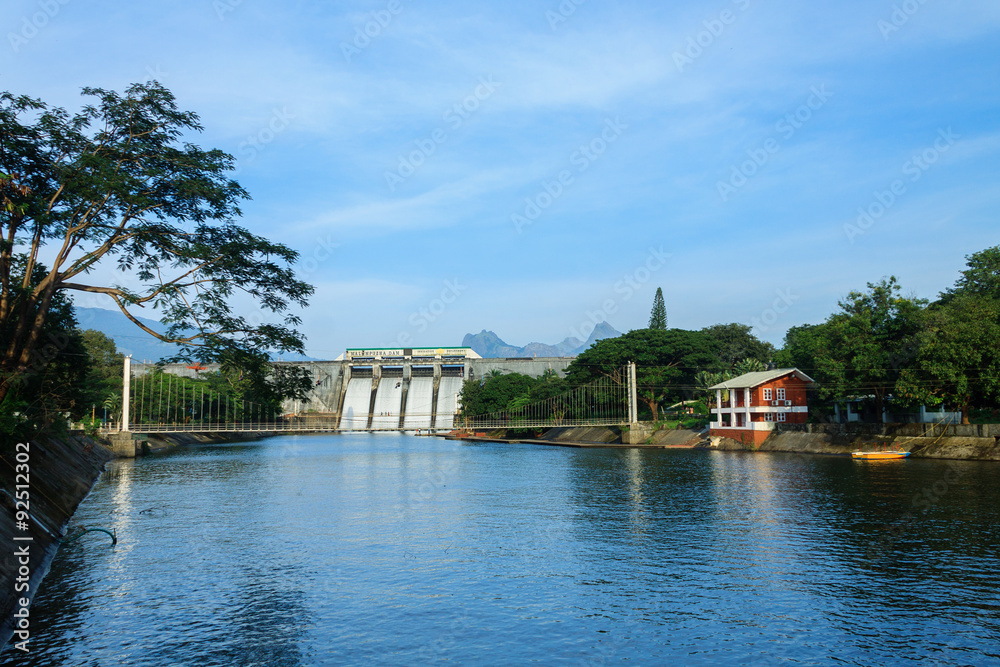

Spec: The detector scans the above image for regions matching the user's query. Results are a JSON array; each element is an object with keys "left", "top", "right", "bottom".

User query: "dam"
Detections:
[{"left": 153, "top": 347, "right": 573, "bottom": 431}]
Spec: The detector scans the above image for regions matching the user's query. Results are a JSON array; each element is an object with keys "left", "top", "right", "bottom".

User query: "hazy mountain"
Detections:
[
  {"left": 73, "top": 307, "right": 316, "bottom": 362},
  {"left": 581, "top": 321, "right": 621, "bottom": 353},
  {"left": 460, "top": 330, "right": 522, "bottom": 358},
  {"left": 462, "top": 322, "right": 622, "bottom": 358}
]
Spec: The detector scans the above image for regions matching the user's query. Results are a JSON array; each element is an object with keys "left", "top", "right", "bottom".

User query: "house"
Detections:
[
  {"left": 833, "top": 397, "right": 962, "bottom": 424},
  {"left": 709, "top": 368, "right": 817, "bottom": 446}
]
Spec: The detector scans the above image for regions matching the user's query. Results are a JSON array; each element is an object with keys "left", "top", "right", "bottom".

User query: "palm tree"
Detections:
[
  {"left": 732, "top": 358, "right": 767, "bottom": 376},
  {"left": 103, "top": 391, "right": 122, "bottom": 428},
  {"left": 694, "top": 370, "right": 728, "bottom": 414}
]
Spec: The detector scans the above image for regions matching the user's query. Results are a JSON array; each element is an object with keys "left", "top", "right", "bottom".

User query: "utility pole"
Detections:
[
  {"left": 122, "top": 355, "right": 131, "bottom": 432},
  {"left": 627, "top": 361, "right": 638, "bottom": 424}
]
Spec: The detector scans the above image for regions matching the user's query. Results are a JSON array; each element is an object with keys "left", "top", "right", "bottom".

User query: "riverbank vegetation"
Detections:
[{"left": 459, "top": 245, "right": 1000, "bottom": 426}]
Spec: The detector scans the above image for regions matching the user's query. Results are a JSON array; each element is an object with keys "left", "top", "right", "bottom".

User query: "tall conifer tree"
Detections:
[{"left": 649, "top": 287, "right": 667, "bottom": 329}]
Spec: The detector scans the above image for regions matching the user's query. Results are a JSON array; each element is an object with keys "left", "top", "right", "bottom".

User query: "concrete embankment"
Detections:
[
  {"left": 451, "top": 422, "right": 1000, "bottom": 461},
  {"left": 713, "top": 423, "right": 1000, "bottom": 461},
  {"left": 143, "top": 431, "right": 271, "bottom": 452},
  {"left": 449, "top": 425, "right": 709, "bottom": 448},
  {"left": 1, "top": 435, "right": 112, "bottom": 649}
]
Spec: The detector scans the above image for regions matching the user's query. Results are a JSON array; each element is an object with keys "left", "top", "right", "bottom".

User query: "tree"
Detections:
[
  {"left": 774, "top": 323, "right": 830, "bottom": 378},
  {"left": 0, "top": 82, "right": 313, "bottom": 412},
  {"left": 694, "top": 370, "right": 727, "bottom": 415},
  {"left": 0, "top": 260, "right": 88, "bottom": 437},
  {"left": 458, "top": 372, "right": 540, "bottom": 418},
  {"left": 700, "top": 323, "right": 774, "bottom": 369},
  {"left": 732, "top": 357, "right": 767, "bottom": 376},
  {"left": 566, "top": 328, "right": 720, "bottom": 418},
  {"left": 941, "top": 245, "right": 1000, "bottom": 301},
  {"left": 816, "top": 277, "right": 926, "bottom": 419},
  {"left": 896, "top": 295, "right": 1000, "bottom": 423},
  {"left": 648, "top": 287, "right": 667, "bottom": 330},
  {"left": 898, "top": 246, "right": 1000, "bottom": 423},
  {"left": 79, "top": 329, "right": 125, "bottom": 419}
]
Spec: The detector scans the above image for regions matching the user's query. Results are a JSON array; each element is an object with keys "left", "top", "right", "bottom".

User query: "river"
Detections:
[{"left": 5, "top": 433, "right": 1000, "bottom": 665}]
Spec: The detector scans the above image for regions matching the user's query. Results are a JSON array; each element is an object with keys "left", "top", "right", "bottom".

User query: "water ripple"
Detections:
[{"left": 5, "top": 436, "right": 999, "bottom": 665}]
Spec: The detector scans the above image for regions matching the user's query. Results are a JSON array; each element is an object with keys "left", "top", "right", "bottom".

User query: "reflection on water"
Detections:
[{"left": 5, "top": 434, "right": 1000, "bottom": 665}]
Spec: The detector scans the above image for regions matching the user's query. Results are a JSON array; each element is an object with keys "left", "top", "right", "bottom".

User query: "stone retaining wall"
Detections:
[{"left": 1, "top": 436, "right": 112, "bottom": 649}]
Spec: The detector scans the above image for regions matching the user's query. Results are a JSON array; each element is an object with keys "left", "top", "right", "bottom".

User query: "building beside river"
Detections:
[{"left": 709, "top": 368, "right": 817, "bottom": 446}]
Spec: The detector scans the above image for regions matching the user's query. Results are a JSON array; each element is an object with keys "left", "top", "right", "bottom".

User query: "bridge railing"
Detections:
[{"left": 129, "top": 421, "right": 338, "bottom": 433}]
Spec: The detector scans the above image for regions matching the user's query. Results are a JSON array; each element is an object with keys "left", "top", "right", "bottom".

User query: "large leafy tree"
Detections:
[
  {"left": 700, "top": 323, "right": 774, "bottom": 369},
  {"left": 774, "top": 323, "right": 830, "bottom": 378},
  {"left": 0, "top": 260, "right": 89, "bottom": 437},
  {"left": 896, "top": 295, "right": 1000, "bottom": 423},
  {"left": 816, "top": 277, "right": 926, "bottom": 418},
  {"left": 0, "top": 82, "right": 313, "bottom": 410},
  {"left": 898, "top": 246, "right": 1000, "bottom": 423},
  {"left": 458, "top": 372, "right": 540, "bottom": 418},
  {"left": 79, "top": 329, "right": 125, "bottom": 419},
  {"left": 566, "top": 328, "right": 719, "bottom": 419},
  {"left": 941, "top": 244, "right": 1000, "bottom": 302}
]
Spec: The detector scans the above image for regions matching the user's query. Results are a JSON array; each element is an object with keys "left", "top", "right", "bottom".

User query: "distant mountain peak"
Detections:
[{"left": 461, "top": 323, "right": 621, "bottom": 358}]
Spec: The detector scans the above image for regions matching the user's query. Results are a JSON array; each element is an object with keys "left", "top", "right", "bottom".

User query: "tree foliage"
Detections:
[
  {"left": 0, "top": 82, "right": 313, "bottom": 414},
  {"left": 896, "top": 246, "right": 1000, "bottom": 422},
  {"left": 941, "top": 244, "right": 1000, "bottom": 302},
  {"left": 648, "top": 286, "right": 667, "bottom": 330},
  {"left": 700, "top": 323, "right": 774, "bottom": 369},
  {"left": 567, "top": 328, "right": 719, "bottom": 419},
  {"left": 773, "top": 324, "right": 830, "bottom": 377},
  {"left": 815, "top": 277, "right": 926, "bottom": 417},
  {"left": 459, "top": 372, "right": 542, "bottom": 417},
  {"left": 0, "top": 267, "right": 89, "bottom": 438},
  {"left": 79, "top": 329, "right": 125, "bottom": 415}
]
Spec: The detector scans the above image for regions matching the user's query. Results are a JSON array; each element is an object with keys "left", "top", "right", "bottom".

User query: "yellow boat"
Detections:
[{"left": 851, "top": 450, "right": 910, "bottom": 460}]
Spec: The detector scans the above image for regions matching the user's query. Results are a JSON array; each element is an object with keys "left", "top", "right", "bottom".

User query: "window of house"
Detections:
[
  {"left": 777, "top": 412, "right": 786, "bottom": 422},
  {"left": 765, "top": 412, "right": 774, "bottom": 421},
  {"left": 763, "top": 388, "right": 772, "bottom": 401},
  {"left": 777, "top": 388, "right": 786, "bottom": 401}
]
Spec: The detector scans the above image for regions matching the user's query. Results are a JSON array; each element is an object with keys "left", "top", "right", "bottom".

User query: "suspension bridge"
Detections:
[{"left": 109, "top": 357, "right": 640, "bottom": 436}]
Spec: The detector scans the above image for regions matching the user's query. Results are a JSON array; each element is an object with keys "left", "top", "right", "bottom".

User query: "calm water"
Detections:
[{"left": 5, "top": 434, "right": 1000, "bottom": 665}]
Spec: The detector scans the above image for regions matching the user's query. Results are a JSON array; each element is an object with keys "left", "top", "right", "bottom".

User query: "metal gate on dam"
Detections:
[{"left": 154, "top": 347, "right": 574, "bottom": 431}]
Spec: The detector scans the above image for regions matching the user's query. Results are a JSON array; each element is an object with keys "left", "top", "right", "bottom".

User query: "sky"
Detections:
[{"left": 3, "top": 0, "right": 999, "bottom": 359}]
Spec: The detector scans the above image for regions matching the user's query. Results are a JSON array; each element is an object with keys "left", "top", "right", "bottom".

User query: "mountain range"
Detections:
[
  {"left": 74, "top": 305, "right": 620, "bottom": 362},
  {"left": 461, "top": 322, "right": 621, "bottom": 358}
]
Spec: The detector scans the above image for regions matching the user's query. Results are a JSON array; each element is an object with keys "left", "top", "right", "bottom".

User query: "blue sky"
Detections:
[{"left": 3, "top": 0, "right": 999, "bottom": 358}]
